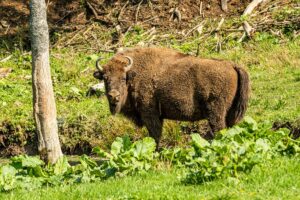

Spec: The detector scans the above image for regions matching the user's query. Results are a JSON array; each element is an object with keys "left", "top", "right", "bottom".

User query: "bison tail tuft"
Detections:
[{"left": 226, "top": 66, "right": 250, "bottom": 127}]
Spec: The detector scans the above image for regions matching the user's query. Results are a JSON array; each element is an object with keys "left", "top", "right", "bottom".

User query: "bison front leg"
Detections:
[{"left": 141, "top": 114, "right": 163, "bottom": 150}]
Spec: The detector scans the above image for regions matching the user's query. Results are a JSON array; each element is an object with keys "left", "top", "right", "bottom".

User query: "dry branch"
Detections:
[
  {"left": 169, "top": 7, "right": 182, "bottom": 22},
  {"left": 118, "top": 1, "right": 129, "bottom": 22},
  {"left": 185, "top": 22, "right": 205, "bottom": 37},
  {"left": 221, "top": 0, "right": 228, "bottom": 12},
  {"left": 199, "top": 1, "right": 204, "bottom": 17},
  {"left": 135, "top": 0, "right": 143, "bottom": 23},
  {"left": 240, "top": 0, "right": 269, "bottom": 41},
  {"left": 86, "top": 1, "right": 99, "bottom": 18},
  {"left": 243, "top": 0, "right": 268, "bottom": 15},
  {"left": 243, "top": 21, "right": 252, "bottom": 37},
  {"left": 0, "top": 55, "right": 12, "bottom": 63},
  {"left": 215, "top": 18, "right": 225, "bottom": 32},
  {"left": 141, "top": 16, "right": 159, "bottom": 24}
]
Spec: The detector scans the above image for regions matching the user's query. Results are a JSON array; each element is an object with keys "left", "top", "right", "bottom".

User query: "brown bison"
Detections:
[{"left": 93, "top": 47, "right": 250, "bottom": 147}]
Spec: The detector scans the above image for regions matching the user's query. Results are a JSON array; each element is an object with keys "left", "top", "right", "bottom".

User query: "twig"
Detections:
[
  {"left": 0, "top": 55, "right": 12, "bottom": 63},
  {"left": 135, "top": 0, "right": 143, "bottom": 24},
  {"left": 83, "top": 25, "right": 94, "bottom": 36},
  {"left": 199, "top": 1, "right": 204, "bottom": 17},
  {"left": 238, "top": 32, "right": 246, "bottom": 43},
  {"left": 118, "top": 1, "right": 129, "bottom": 22},
  {"left": 174, "top": 8, "right": 182, "bottom": 22},
  {"left": 215, "top": 36, "right": 222, "bottom": 52},
  {"left": 240, "top": 0, "right": 270, "bottom": 40},
  {"left": 147, "top": 35, "right": 156, "bottom": 43},
  {"left": 86, "top": 1, "right": 99, "bottom": 18},
  {"left": 65, "top": 28, "right": 85, "bottom": 46},
  {"left": 221, "top": 0, "right": 228, "bottom": 12},
  {"left": 169, "top": 7, "right": 182, "bottom": 22},
  {"left": 140, "top": 16, "right": 159, "bottom": 24},
  {"left": 4, "top": 24, "right": 10, "bottom": 35},
  {"left": 141, "top": 27, "right": 156, "bottom": 36},
  {"left": 243, "top": 21, "right": 252, "bottom": 37},
  {"left": 98, "top": 49, "right": 115, "bottom": 53},
  {"left": 46, "top": 0, "right": 51, "bottom": 11},
  {"left": 243, "top": 0, "right": 268, "bottom": 16},
  {"left": 185, "top": 21, "right": 205, "bottom": 37},
  {"left": 215, "top": 17, "right": 225, "bottom": 32}
]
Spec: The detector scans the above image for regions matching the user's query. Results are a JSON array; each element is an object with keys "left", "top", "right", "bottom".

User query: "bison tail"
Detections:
[{"left": 226, "top": 66, "right": 250, "bottom": 127}]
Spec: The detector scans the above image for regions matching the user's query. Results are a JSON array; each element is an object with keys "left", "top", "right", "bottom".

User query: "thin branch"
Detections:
[
  {"left": 135, "top": 0, "right": 143, "bottom": 24},
  {"left": 0, "top": 55, "right": 12, "bottom": 63},
  {"left": 243, "top": 0, "right": 268, "bottom": 16},
  {"left": 199, "top": 1, "right": 204, "bottom": 17},
  {"left": 221, "top": 0, "right": 228, "bottom": 12},
  {"left": 118, "top": 1, "right": 129, "bottom": 22},
  {"left": 215, "top": 17, "right": 225, "bottom": 32},
  {"left": 86, "top": 1, "right": 99, "bottom": 18}
]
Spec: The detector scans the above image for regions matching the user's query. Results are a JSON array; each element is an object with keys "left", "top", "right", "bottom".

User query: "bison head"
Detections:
[{"left": 93, "top": 56, "right": 133, "bottom": 115}]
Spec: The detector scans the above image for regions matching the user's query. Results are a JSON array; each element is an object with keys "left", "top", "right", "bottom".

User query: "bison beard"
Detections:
[{"left": 93, "top": 47, "right": 250, "bottom": 149}]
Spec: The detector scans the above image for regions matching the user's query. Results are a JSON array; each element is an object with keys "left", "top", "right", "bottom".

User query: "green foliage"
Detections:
[
  {"left": 93, "top": 136, "right": 157, "bottom": 177},
  {"left": 162, "top": 117, "right": 300, "bottom": 184},
  {"left": 0, "top": 137, "right": 157, "bottom": 192},
  {"left": 1, "top": 118, "right": 300, "bottom": 192},
  {"left": 1, "top": 30, "right": 300, "bottom": 154}
]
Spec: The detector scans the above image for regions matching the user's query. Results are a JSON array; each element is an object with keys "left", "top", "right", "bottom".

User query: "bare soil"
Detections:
[{"left": 0, "top": 0, "right": 251, "bottom": 36}]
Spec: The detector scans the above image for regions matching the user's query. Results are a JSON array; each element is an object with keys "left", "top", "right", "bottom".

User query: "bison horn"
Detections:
[
  {"left": 124, "top": 56, "right": 133, "bottom": 72},
  {"left": 95, "top": 57, "right": 103, "bottom": 71}
]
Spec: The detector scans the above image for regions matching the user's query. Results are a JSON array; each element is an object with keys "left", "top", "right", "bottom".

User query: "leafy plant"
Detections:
[
  {"left": 0, "top": 136, "right": 157, "bottom": 192},
  {"left": 162, "top": 117, "right": 300, "bottom": 184},
  {"left": 1, "top": 118, "right": 300, "bottom": 191}
]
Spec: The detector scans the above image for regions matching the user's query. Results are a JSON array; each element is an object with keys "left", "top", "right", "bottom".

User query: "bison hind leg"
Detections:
[{"left": 205, "top": 106, "right": 227, "bottom": 140}]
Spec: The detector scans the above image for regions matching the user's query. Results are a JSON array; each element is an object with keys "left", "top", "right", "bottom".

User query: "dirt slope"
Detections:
[{"left": 0, "top": 0, "right": 251, "bottom": 36}]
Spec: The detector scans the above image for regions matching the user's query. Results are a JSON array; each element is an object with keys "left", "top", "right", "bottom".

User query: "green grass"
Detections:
[
  {"left": 1, "top": 32, "right": 299, "bottom": 153},
  {"left": 1, "top": 6, "right": 300, "bottom": 199},
  {"left": 1, "top": 157, "right": 300, "bottom": 199},
  {"left": 1, "top": 1, "right": 300, "bottom": 198}
]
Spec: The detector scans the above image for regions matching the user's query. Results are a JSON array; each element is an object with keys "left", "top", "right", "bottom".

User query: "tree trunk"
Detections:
[{"left": 29, "top": 0, "right": 63, "bottom": 164}]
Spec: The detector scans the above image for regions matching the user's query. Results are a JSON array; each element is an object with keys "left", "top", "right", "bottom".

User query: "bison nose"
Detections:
[{"left": 108, "top": 90, "right": 120, "bottom": 102}]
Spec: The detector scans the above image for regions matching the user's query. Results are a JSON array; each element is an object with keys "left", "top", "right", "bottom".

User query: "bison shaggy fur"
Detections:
[{"left": 93, "top": 47, "right": 250, "bottom": 147}]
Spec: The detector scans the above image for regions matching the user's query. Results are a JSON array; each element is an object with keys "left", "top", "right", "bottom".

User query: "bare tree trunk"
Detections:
[{"left": 29, "top": 0, "right": 62, "bottom": 164}]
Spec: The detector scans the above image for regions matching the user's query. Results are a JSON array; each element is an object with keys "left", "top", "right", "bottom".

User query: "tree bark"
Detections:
[{"left": 29, "top": 0, "right": 63, "bottom": 164}]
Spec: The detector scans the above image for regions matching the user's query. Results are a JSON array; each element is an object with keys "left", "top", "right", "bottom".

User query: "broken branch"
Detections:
[
  {"left": 221, "top": 0, "right": 228, "bottom": 12},
  {"left": 135, "top": 0, "right": 143, "bottom": 24}
]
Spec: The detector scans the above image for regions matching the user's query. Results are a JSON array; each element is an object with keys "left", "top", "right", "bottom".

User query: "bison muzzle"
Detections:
[{"left": 93, "top": 47, "right": 250, "bottom": 148}]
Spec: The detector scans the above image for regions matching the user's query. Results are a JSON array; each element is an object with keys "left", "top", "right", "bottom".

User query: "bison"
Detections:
[{"left": 93, "top": 47, "right": 250, "bottom": 147}]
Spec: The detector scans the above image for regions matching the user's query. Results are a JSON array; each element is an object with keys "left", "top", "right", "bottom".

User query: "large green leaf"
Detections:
[
  {"left": 133, "top": 137, "right": 156, "bottom": 160},
  {"left": 54, "top": 156, "right": 70, "bottom": 175},
  {"left": 11, "top": 155, "right": 44, "bottom": 169},
  {"left": 191, "top": 134, "right": 209, "bottom": 150},
  {"left": 111, "top": 137, "right": 124, "bottom": 156}
]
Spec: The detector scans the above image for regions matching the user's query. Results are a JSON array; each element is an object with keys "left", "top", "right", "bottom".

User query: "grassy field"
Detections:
[
  {"left": 1, "top": 157, "right": 300, "bottom": 200},
  {"left": 0, "top": 34, "right": 299, "bottom": 199},
  {"left": 1, "top": 31, "right": 299, "bottom": 154}
]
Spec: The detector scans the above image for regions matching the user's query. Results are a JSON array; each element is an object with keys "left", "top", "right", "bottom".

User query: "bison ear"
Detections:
[
  {"left": 126, "top": 71, "right": 136, "bottom": 81},
  {"left": 93, "top": 71, "right": 104, "bottom": 80}
]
